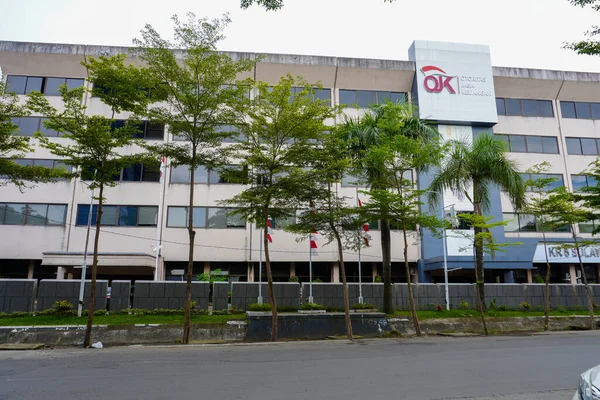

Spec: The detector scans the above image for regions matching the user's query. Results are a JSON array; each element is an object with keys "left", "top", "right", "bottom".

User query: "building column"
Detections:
[
  {"left": 503, "top": 270, "right": 515, "bottom": 284},
  {"left": 56, "top": 267, "right": 66, "bottom": 280},
  {"left": 372, "top": 263, "right": 378, "bottom": 282},
  {"left": 67, "top": 272, "right": 74, "bottom": 280},
  {"left": 27, "top": 261, "right": 34, "bottom": 279},
  {"left": 203, "top": 262, "right": 210, "bottom": 275},
  {"left": 569, "top": 264, "right": 577, "bottom": 284},
  {"left": 248, "top": 263, "right": 254, "bottom": 282},
  {"left": 289, "top": 262, "right": 295, "bottom": 278},
  {"left": 331, "top": 262, "right": 340, "bottom": 283},
  {"left": 526, "top": 269, "right": 533, "bottom": 284}
]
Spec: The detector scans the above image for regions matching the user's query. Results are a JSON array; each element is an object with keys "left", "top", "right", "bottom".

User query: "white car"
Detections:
[{"left": 574, "top": 365, "right": 600, "bottom": 399}]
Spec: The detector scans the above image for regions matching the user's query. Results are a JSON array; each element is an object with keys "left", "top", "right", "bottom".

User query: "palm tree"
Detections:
[
  {"left": 341, "top": 101, "right": 439, "bottom": 314},
  {"left": 427, "top": 134, "right": 525, "bottom": 312}
]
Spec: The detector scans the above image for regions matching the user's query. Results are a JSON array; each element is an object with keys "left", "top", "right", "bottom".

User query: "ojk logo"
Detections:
[{"left": 421, "top": 65, "right": 457, "bottom": 94}]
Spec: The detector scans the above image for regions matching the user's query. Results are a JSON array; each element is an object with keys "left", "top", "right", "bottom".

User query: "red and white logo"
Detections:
[{"left": 421, "top": 65, "right": 457, "bottom": 94}]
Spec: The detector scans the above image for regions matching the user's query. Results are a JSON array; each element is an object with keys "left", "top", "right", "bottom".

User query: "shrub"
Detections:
[
  {"left": 325, "top": 307, "right": 345, "bottom": 312},
  {"left": 520, "top": 301, "right": 531, "bottom": 311},
  {"left": 212, "top": 310, "right": 226, "bottom": 315},
  {"left": 196, "top": 268, "right": 228, "bottom": 284},
  {"left": 189, "top": 301, "right": 197, "bottom": 311},
  {"left": 277, "top": 306, "right": 299, "bottom": 312},
  {"left": 374, "top": 275, "right": 382, "bottom": 283},
  {"left": 460, "top": 301, "right": 470, "bottom": 310},
  {"left": 489, "top": 298, "right": 497, "bottom": 311},
  {"left": 436, "top": 305, "right": 443, "bottom": 312},
  {"left": 53, "top": 300, "right": 73, "bottom": 313},
  {"left": 498, "top": 305, "right": 509, "bottom": 311},
  {"left": 0, "top": 311, "right": 31, "bottom": 318},
  {"left": 593, "top": 302, "right": 599, "bottom": 310},
  {"left": 288, "top": 276, "right": 299, "bottom": 283},
  {"left": 300, "top": 302, "right": 324, "bottom": 310},
  {"left": 351, "top": 303, "right": 376, "bottom": 310},
  {"left": 557, "top": 306, "right": 567, "bottom": 313},
  {"left": 313, "top": 278, "right": 323, "bottom": 283},
  {"left": 534, "top": 275, "right": 545, "bottom": 284},
  {"left": 248, "top": 303, "right": 272, "bottom": 311}
]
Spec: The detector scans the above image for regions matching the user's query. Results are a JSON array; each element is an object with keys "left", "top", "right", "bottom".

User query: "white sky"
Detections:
[{"left": 0, "top": 0, "right": 599, "bottom": 72}]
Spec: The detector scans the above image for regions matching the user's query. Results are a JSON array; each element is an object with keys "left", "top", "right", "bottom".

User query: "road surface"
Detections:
[{"left": 1, "top": 331, "right": 595, "bottom": 399}]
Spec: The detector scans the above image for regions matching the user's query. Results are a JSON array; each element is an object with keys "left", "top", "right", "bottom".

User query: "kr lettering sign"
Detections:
[{"left": 533, "top": 243, "right": 600, "bottom": 263}]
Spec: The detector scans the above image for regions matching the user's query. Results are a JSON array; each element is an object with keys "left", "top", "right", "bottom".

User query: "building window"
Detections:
[
  {"left": 110, "top": 120, "right": 164, "bottom": 140},
  {"left": 560, "top": 101, "right": 600, "bottom": 120},
  {"left": 0, "top": 159, "right": 73, "bottom": 178},
  {"left": 496, "top": 98, "right": 554, "bottom": 118},
  {"left": 572, "top": 175, "right": 599, "bottom": 192},
  {"left": 290, "top": 87, "right": 332, "bottom": 105},
  {"left": 495, "top": 134, "right": 559, "bottom": 154},
  {"left": 503, "top": 213, "right": 570, "bottom": 233},
  {"left": 215, "top": 125, "right": 246, "bottom": 143},
  {"left": 579, "top": 220, "right": 600, "bottom": 234},
  {"left": 0, "top": 203, "right": 67, "bottom": 225},
  {"left": 10, "top": 117, "right": 62, "bottom": 137},
  {"left": 166, "top": 206, "right": 245, "bottom": 229},
  {"left": 564, "top": 137, "right": 600, "bottom": 155},
  {"left": 170, "top": 165, "right": 247, "bottom": 184},
  {"left": 75, "top": 205, "right": 158, "bottom": 227},
  {"left": 5, "top": 75, "right": 84, "bottom": 95},
  {"left": 520, "top": 173, "right": 564, "bottom": 191},
  {"left": 339, "top": 90, "right": 406, "bottom": 108}
]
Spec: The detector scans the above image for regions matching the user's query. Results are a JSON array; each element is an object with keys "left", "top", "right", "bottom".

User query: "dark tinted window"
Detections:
[
  {"left": 44, "top": 78, "right": 65, "bottom": 96},
  {"left": 505, "top": 99, "right": 522, "bottom": 116},
  {"left": 526, "top": 136, "right": 543, "bottom": 153},
  {"left": 539, "top": 101, "right": 554, "bottom": 117},
  {"left": 541, "top": 137, "right": 559, "bottom": 154},
  {"left": 118, "top": 206, "right": 138, "bottom": 226},
  {"left": 495, "top": 98, "right": 505, "bottom": 115},
  {"left": 355, "top": 90, "right": 375, "bottom": 108},
  {"left": 6, "top": 76, "right": 26, "bottom": 94},
  {"left": 314, "top": 88, "right": 331, "bottom": 103},
  {"left": 581, "top": 138, "right": 598, "bottom": 155},
  {"left": 496, "top": 134, "right": 510, "bottom": 150},
  {"left": 572, "top": 175, "right": 588, "bottom": 192},
  {"left": 521, "top": 100, "right": 539, "bottom": 117},
  {"left": 339, "top": 90, "right": 355, "bottom": 106},
  {"left": 592, "top": 103, "right": 600, "bottom": 120},
  {"left": 0, "top": 203, "right": 67, "bottom": 226},
  {"left": 25, "top": 77, "right": 43, "bottom": 93},
  {"left": 76, "top": 205, "right": 156, "bottom": 226},
  {"left": 560, "top": 101, "right": 576, "bottom": 118},
  {"left": 122, "top": 164, "right": 142, "bottom": 181},
  {"left": 18, "top": 117, "right": 41, "bottom": 136},
  {"left": 566, "top": 138, "right": 583, "bottom": 155},
  {"left": 509, "top": 135, "right": 526, "bottom": 152},
  {"left": 66, "top": 78, "right": 84, "bottom": 90},
  {"left": 575, "top": 102, "right": 592, "bottom": 119}
]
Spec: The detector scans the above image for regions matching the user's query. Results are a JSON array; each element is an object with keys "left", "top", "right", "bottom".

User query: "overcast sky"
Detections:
[{"left": 0, "top": 0, "right": 599, "bottom": 72}]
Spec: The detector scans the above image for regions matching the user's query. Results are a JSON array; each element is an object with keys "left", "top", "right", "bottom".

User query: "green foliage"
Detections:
[
  {"left": 240, "top": 0, "right": 396, "bottom": 10},
  {"left": 314, "top": 278, "right": 323, "bottom": 283},
  {"left": 460, "top": 301, "right": 470, "bottom": 310},
  {"left": 212, "top": 310, "right": 227, "bottom": 315},
  {"left": 557, "top": 306, "right": 567, "bottom": 313},
  {"left": 351, "top": 303, "right": 376, "bottom": 310},
  {"left": 277, "top": 306, "right": 299, "bottom": 312},
  {"left": 489, "top": 298, "right": 497, "bottom": 311},
  {"left": 247, "top": 303, "right": 272, "bottom": 311},
  {"left": 534, "top": 275, "right": 545, "bottom": 284},
  {"left": 52, "top": 300, "right": 73, "bottom": 313},
  {"left": 288, "top": 276, "right": 299, "bottom": 283},
  {"left": 453, "top": 213, "right": 523, "bottom": 258},
  {"left": 520, "top": 301, "right": 531, "bottom": 311},
  {"left": 374, "top": 275, "right": 382, "bottom": 283},
  {"left": 228, "top": 305, "right": 245, "bottom": 315},
  {"left": 197, "top": 269, "right": 228, "bottom": 283},
  {"left": 564, "top": 0, "right": 600, "bottom": 56},
  {"left": 300, "top": 302, "right": 324, "bottom": 310},
  {"left": 189, "top": 301, "right": 197, "bottom": 311}
]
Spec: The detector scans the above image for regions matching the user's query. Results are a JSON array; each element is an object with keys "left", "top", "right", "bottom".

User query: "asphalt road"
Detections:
[{"left": 0, "top": 331, "right": 596, "bottom": 400}]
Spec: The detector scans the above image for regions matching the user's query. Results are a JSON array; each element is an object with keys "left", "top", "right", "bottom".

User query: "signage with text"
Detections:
[{"left": 533, "top": 244, "right": 600, "bottom": 264}]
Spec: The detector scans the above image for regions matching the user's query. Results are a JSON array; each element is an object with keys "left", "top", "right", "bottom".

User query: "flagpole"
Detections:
[
  {"left": 258, "top": 224, "right": 263, "bottom": 305},
  {"left": 77, "top": 180, "right": 95, "bottom": 318},
  {"left": 356, "top": 187, "right": 363, "bottom": 304},
  {"left": 154, "top": 157, "right": 166, "bottom": 281},
  {"left": 309, "top": 233, "right": 314, "bottom": 303}
]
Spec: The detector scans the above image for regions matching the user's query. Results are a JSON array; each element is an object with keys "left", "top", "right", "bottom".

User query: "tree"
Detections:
[
  {"left": 0, "top": 78, "right": 71, "bottom": 190},
  {"left": 27, "top": 82, "right": 149, "bottom": 348},
  {"left": 129, "top": 13, "right": 255, "bottom": 344},
  {"left": 341, "top": 101, "right": 439, "bottom": 314},
  {"left": 565, "top": 0, "right": 600, "bottom": 55},
  {"left": 357, "top": 133, "right": 444, "bottom": 335},
  {"left": 285, "top": 133, "right": 361, "bottom": 340},
  {"left": 240, "top": 0, "right": 396, "bottom": 10},
  {"left": 523, "top": 162, "right": 562, "bottom": 331},
  {"left": 543, "top": 186, "right": 596, "bottom": 330},
  {"left": 222, "top": 76, "right": 335, "bottom": 341},
  {"left": 428, "top": 134, "right": 525, "bottom": 313}
]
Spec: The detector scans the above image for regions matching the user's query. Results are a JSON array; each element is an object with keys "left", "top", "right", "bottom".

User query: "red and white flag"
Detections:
[
  {"left": 267, "top": 215, "right": 273, "bottom": 243},
  {"left": 309, "top": 201, "right": 318, "bottom": 255},
  {"left": 358, "top": 199, "right": 370, "bottom": 247},
  {"left": 159, "top": 156, "right": 166, "bottom": 183}
]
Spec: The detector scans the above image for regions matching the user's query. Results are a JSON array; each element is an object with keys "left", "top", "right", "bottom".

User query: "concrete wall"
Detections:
[
  {"left": 132, "top": 281, "right": 209, "bottom": 311},
  {"left": 0, "top": 279, "right": 37, "bottom": 313},
  {"left": 212, "top": 282, "right": 229, "bottom": 312},
  {"left": 231, "top": 282, "right": 300, "bottom": 311},
  {"left": 36, "top": 280, "right": 107, "bottom": 311},
  {"left": 109, "top": 281, "right": 131, "bottom": 311},
  {"left": 302, "top": 283, "right": 384, "bottom": 310}
]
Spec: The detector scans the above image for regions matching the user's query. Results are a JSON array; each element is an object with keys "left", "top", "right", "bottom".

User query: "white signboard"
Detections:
[
  {"left": 533, "top": 244, "right": 600, "bottom": 264},
  {"left": 445, "top": 230, "right": 474, "bottom": 257},
  {"left": 409, "top": 40, "right": 498, "bottom": 125}
]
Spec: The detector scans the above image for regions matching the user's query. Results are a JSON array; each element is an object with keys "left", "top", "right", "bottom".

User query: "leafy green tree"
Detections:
[
  {"left": 523, "top": 162, "right": 562, "bottom": 331},
  {"left": 285, "top": 133, "right": 362, "bottom": 340},
  {"left": 197, "top": 268, "right": 228, "bottom": 283},
  {"left": 27, "top": 82, "right": 149, "bottom": 348},
  {"left": 565, "top": 0, "right": 600, "bottom": 55},
  {"left": 357, "top": 133, "right": 444, "bottom": 335},
  {"left": 0, "top": 79, "right": 71, "bottom": 189},
  {"left": 240, "top": 0, "right": 396, "bottom": 10},
  {"left": 341, "top": 101, "right": 438, "bottom": 314},
  {"left": 428, "top": 134, "right": 525, "bottom": 313},
  {"left": 543, "top": 186, "right": 596, "bottom": 330},
  {"left": 222, "top": 76, "right": 335, "bottom": 341},
  {"left": 125, "top": 13, "right": 255, "bottom": 344},
  {"left": 577, "top": 158, "right": 600, "bottom": 227}
]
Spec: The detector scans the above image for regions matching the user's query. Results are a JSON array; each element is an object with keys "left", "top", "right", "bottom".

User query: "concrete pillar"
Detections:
[
  {"left": 526, "top": 269, "right": 533, "bottom": 284},
  {"left": 372, "top": 263, "right": 378, "bottom": 282},
  {"left": 248, "top": 263, "right": 254, "bottom": 282},
  {"left": 27, "top": 261, "right": 34, "bottom": 279},
  {"left": 503, "top": 270, "right": 515, "bottom": 284},
  {"left": 56, "top": 267, "right": 66, "bottom": 280},
  {"left": 331, "top": 262, "right": 340, "bottom": 283},
  {"left": 67, "top": 272, "right": 74, "bottom": 280},
  {"left": 203, "top": 262, "right": 210, "bottom": 275},
  {"left": 569, "top": 265, "right": 577, "bottom": 284},
  {"left": 289, "top": 262, "right": 295, "bottom": 278}
]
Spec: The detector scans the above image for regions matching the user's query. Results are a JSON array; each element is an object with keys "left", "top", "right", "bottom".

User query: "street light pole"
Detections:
[
  {"left": 425, "top": 190, "right": 451, "bottom": 311},
  {"left": 77, "top": 182, "right": 95, "bottom": 317}
]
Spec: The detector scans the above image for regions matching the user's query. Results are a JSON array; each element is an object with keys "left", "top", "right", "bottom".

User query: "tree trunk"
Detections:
[
  {"left": 264, "top": 207, "right": 278, "bottom": 341},
  {"left": 334, "top": 228, "right": 353, "bottom": 341},
  {"left": 542, "top": 233, "right": 551, "bottom": 332},
  {"left": 83, "top": 183, "right": 103, "bottom": 348},
  {"left": 403, "top": 225, "right": 421, "bottom": 336},
  {"left": 182, "top": 162, "right": 197, "bottom": 344},
  {"left": 473, "top": 257, "right": 489, "bottom": 336},
  {"left": 473, "top": 203, "right": 486, "bottom": 313},
  {"left": 380, "top": 216, "right": 393, "bottom": 314},
  {"left": 573, "top": 236, "right": 596, "bottom": 330}
]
